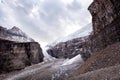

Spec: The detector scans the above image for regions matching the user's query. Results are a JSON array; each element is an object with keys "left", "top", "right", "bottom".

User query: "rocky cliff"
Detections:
[
  {"left": 47, "top": 37, "right": 91, "bottom": 61},
  {"left": 76, "top": 0, "right": 120, "bottom": 75},
  {"left": 47, "top": 24, "right": 92, "bottom": 61},
  {"left": 0, "top": 39, "right": 44, "bottom": 73},
  {"left": 0, "top": 26, "right": 44, "bottom": 73},
  {"left": 87, "top": 0, "right": 120, "bottom": 53}
]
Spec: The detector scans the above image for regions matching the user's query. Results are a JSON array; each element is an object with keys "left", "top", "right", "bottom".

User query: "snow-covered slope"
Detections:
[
  {"left": 8, "top": 26, "right": 34, "bottom": 42},
  {"left": 65, "top": 23, "right": 92, "bottom": 40},
  {"left": 0, "top": 26, "right": 34, "bottom": 42},
  {"left": 47, "top": 23, "right": 92, "bottom": 47},
  {"left": 62, "top": 54, "right": 83, "bottom": 66}
]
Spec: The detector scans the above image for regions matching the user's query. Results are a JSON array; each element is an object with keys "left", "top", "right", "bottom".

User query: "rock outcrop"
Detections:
[
  {"left": 88, "top": 0, "right": 120, "bottom": 52},
  {"left": 47, "top": 24, "right": 92, "bottom": 61},
  {"left": 0, "top": 39, "right": 44, "bottom": 73},
  {"left": 47, "top": 37, "right": 91, "bottom": 61},
  {"left": 0, "top": 26, "right": 44, "bottom": 73},
  {"left": 76, "top": 0, "right": 120, "bottom": 75}
]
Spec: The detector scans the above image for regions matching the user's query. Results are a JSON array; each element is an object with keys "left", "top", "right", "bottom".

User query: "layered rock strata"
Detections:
[
  {"left": 0, "top": 38, "right": 44, "bottom": 73},
  {"left": 88, "top": 0, "right": 120, "bottom": 52},
  {"left": 47, "top": 37, "right": 91, "bottom": 61}
]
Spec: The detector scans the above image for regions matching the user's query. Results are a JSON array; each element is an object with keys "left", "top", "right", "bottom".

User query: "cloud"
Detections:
[
  {"left": 0, "top": 0, "right": 93, "bottom": 47},
  {"left": 67, "top": 0, "right": 81, "bottom": 11}
]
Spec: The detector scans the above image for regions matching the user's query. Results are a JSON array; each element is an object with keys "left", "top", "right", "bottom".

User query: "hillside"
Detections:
[{"left": 69, "top": 64, "right": 120, "bottom": 80}]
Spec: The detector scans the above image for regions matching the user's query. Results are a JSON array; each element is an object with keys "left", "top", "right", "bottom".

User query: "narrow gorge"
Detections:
[{"left": 0, "top": 0, "right": 120, "bottom": 80}]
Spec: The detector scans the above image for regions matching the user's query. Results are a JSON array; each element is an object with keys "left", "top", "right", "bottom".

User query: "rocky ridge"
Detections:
[{"left": 0, "top": 26, "right": 34, "bottom": 42}]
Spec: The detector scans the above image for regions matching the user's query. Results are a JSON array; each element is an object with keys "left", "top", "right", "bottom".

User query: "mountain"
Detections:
[
  {"left": 0, "top": 26, "right": 44, "bottom": 73},
  {"left": 47, "top": 23, "right": 92, "bottom": 60},
  {"left": 63, "top": 23, "right": 92, "bottom": 42},
  {"left": 0, "top": 26, "right": 34, "bottom": 42},
  {"left": 47, "top": 23, "right": 92, "bottom": 48}
]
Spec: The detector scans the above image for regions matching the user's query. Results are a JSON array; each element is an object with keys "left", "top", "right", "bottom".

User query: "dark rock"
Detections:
[
  {"left": 69, "top": 64, "right": 120, "bottom": 80},
  {"left": 88, "top": 0, "right": 120, "bottom": 52},
  {"left": 75, "top": 0, "right": 120, "bottom": 75},
  {"left": 0, "top": 38, "right": 44, "bottom": 73},
  {"left": 47, "top": 37, "right": 91, "bottom": 61},
  {"left": 78, "top": 42, "right": 120, "bottom": 74}
]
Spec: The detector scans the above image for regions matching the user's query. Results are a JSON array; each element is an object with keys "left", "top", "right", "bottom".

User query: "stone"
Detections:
[
  {"left": 0, "top": 38, "right": 44, "bottom": 73},
  {"left": 47, "top": 37, "right": 91, "bottom": 61},
  {"left": 88, "top": 0, "right": 120, "bottom": 52}
]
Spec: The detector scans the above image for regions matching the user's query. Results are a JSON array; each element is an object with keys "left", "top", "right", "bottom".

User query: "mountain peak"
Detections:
[
  {"left": 11, "top": 26, "right": 21, "bottom": 31},
  {"left": 0, "top": 26, "right": 35, "bottom": 42}
]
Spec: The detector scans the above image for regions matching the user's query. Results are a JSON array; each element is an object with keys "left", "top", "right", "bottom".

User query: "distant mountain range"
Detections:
[{"left": 0, "top": 26, "right": 34, "bottom": 42}]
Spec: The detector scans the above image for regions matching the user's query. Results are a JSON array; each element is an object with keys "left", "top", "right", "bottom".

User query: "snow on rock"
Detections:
[
  {"left": 43, "top": 47, "right": 57, "bottom": 62},
  {"left": 0, "top": 26, "right": 34, "bottom": 42},
  {"left": 47, "top": 23, "right": 92, "bottom": 48},
  {"left": 8, "top": 26, "right": 35, "bottom": 42},
  {"left": 62, "top": 54, "right": 84, "bottom": 66}
]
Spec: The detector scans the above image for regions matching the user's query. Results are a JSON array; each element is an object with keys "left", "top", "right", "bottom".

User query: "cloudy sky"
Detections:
[{"left": 0, "top": 0, "right": 93, "bottom": 47}]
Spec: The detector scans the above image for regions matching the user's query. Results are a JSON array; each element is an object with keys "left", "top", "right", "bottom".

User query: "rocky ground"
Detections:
[
  {"left": 69, "top": 65, "right": 120, "bottom": 80},
  {"left": 78, "top": 42, "right": 120, "bottom": 74},
  {"left": 0, "top": 57, "right": 83, "bottom": 80},
  {"left": 62, "top": 42, "right": 120, "bottom": 80}
]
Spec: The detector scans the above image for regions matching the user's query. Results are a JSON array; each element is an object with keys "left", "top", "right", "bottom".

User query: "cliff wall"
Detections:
[{"left": 0, "top": 39, "right": 44, "bottom": 73}]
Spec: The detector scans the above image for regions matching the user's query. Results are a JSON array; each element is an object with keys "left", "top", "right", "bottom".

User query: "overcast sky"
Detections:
[{"left": 0, "top": 0, "right": 93, "bottom": 47}]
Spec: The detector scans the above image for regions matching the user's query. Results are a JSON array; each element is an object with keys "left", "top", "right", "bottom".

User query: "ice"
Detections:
[
  {"left": 47, "top": 23, "right": 92, "bottom": 48},
  {"left": 8, "top": 26, "right": 34, "bottom": 42},
  {"left": 62, "top": 54, "right": 83, "bottom": 66}
]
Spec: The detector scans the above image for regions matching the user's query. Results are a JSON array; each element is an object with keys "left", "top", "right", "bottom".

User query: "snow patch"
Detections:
[{"left": 62, "top": 54, "right": 83, "bottom": 66}]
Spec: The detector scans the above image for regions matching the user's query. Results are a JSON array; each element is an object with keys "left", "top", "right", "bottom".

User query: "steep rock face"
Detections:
[
  {"left": 0, "top": 26, "right": 44, "bottom": 73},
  {"left": 0, "top": 39, "right": 44, "bottom": 73},
  {"left": 47, "top": 24, "right": 92, "bottom": 61},
  {"left": 88, "top": 0, "right": 120, "bottom": 34},
  {"left": 75, "top": 0, "right": 120, "bottom": 75},
  {"left": 47, "top": 37, "right": 91, "bottom": 61},
  {"left": 88, "top": 0, "right": 120, "bottom": 52}
]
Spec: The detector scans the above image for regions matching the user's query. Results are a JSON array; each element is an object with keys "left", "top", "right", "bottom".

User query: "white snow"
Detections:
[
  {"left": 62, "top": 54, "right": 83, "bottom": 66},
  {"left": 8, "top": 26, "right": 34, "bottom": 42},
  {"left": 47, "top": 23, "right": 92, "bottom": 48}
]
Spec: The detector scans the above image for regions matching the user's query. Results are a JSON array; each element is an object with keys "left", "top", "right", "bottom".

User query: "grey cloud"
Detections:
[
  {"left": 67, "top": 0, "right": 81, "bottom": 11},
  {"left": 0, "top": 0, "right": 93, "bottom": 47},
  {"left": 39, "top": 0, "right": 64, "bottom": 26}
]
